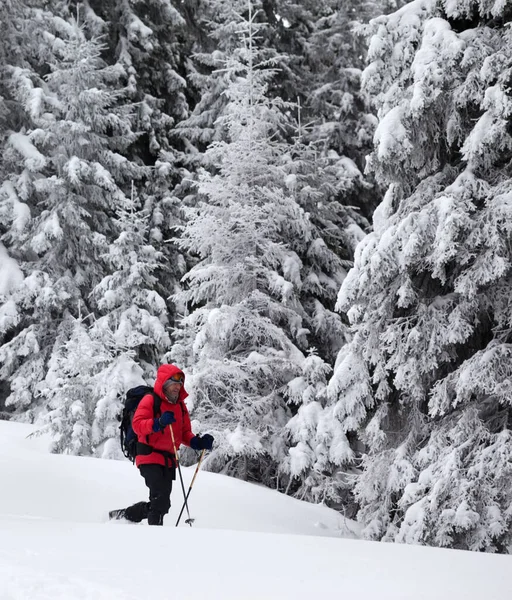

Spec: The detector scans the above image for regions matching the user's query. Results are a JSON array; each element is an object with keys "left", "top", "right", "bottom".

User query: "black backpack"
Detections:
[{"left": 119, "top": 385, "right": 161, "bottom": 462}]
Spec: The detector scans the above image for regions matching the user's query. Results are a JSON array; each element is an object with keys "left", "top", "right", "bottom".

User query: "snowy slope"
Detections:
[{"left": 0, "top": 420, "right": 511, "bottom": 600}]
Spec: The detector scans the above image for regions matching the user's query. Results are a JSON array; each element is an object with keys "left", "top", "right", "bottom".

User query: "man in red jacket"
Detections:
[{"left": 110, "top": 364, "right": 214, "bottom": 525}]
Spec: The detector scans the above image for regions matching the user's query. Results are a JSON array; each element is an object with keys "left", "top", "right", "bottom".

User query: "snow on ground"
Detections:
[{"left": 0, "top": 420, "right": 511, "bottom": 599}]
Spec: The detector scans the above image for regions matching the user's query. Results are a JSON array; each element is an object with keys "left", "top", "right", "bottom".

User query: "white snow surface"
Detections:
[{"left": 1, "top": 420, "right": 511, "bottom": 599}]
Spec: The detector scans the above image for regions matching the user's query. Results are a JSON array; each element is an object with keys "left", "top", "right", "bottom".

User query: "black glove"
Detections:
[
  {"left": 190, "top": 434, "right": 214, "bottom": 451},
  {"left": 152, "top": 410, "right": 176, "bottom": 432},
  {"left": 201, "top": 433, "right": 214, "bottom": 450}
]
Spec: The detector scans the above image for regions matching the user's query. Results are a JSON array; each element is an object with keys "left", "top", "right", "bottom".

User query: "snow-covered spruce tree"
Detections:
[
  {"left": 40, "top": 200, "right": 163, "bottom": 456},
  {"left": 0, "top": 20, "right": 142, "bottom": 421},
  {"left": 0, "top": 0, "right": 57, "bottom": 235},
  {"left": 175, "top": 1, "right": 343, "bottom": 164},
  {"left": 281, "top": 136, "right": 369, "bottom": 364},
  {"left": 39, "top": 304, "right": 146, "bottom": 457},
  {"left": 175, "top": 0, "right": 274, "bottom": 163},
  {"left": 297, "top": 0, "right": 382, "bottom": 217},
  {"left": 59, "top": 0, "right": 191, "bottom": 330},
  {"left": 0, "top": 0, "right": 22, "bottom": 159},
  {"left": 67, "top": 0, "right": 189, "bottom": 163},
  {"left": 174, "top": 2, "right": 299, "bottom": 329},
  {"left": 276, "top": 139, "right": 369, "bottom": 507},
  {"left": 263, "top": 0, "right": 382, "bottom": 505},
  {"left": 335, "top": 0, "right": 512, "bottom": 551},
  {"left": 171, "top": 10, "right": 337, "bottom": 488},
  {"left": 0, "top": 0, "right": 32, "bottom": 415},
  {"left": 0, "top": 5, "right": 68, "bottom": 415},
  {"left": 0, "top": 0, "right": 35, "bottom": 249},
  {"left": 283, "top": 349, "right": 360, "bottom": 506},
  {"left": 88, "top": 191, "right": 171, "bottom": 458},
  {"left": 40, "top": 314, "right": 109, "bottom": 455},
  {"left": 201, "top": 1, "right": 378, "bottom": 364}
]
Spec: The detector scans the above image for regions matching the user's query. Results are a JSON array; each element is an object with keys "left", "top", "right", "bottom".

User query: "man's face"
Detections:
[{"left": 162, "top": 375, "right": 184, "bottom": 403}]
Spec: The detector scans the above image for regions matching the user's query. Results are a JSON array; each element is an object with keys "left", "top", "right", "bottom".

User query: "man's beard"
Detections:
[{"left": 164, "top": 390, "right": 179, "bottom": 403}]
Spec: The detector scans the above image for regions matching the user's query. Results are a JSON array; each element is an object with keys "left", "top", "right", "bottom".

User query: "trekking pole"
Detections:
[
  {"left": 169, "top": 425, "right": 194, "bottom": 526},
  {"left": 176, "top": 449, "right": 206, "bottom": 527}
]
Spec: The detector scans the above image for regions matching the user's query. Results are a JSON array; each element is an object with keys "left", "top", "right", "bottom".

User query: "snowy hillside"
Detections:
[{"left": 0, "top": 420, "right": 511, "bottom": 600}]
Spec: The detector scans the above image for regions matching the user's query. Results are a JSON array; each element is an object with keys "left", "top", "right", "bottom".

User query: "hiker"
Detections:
[{"left": 110, "top": 364, "right": 214, "bottom": 526}]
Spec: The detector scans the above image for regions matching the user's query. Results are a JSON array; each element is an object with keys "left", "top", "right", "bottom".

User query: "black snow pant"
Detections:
[{"left": 123, "top": 464, "right": 176, "bottom": 526}]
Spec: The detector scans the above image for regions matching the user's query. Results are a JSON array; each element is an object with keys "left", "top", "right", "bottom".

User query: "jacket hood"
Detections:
[{"left": 154, "top": 364, "right": 188, "bottom": 403}]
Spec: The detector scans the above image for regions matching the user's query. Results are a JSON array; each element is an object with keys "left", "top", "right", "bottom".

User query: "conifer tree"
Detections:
[
  {"left": 88, "top": 189, "right": 171, "bottom": 457},
  {"left": 335, "top": 0, "right": 512, "bottom": 552},
  {"left": 0, "top": 0, "right": 52, "bottom": 413},
  {"left": 0, "top": 19, "right": 141, "bottom": 419},
  {"left": 281, "top": 135, "right": 368, "bottom": 365},
  {"left": 173, "top": 3, "right": 363, "bottom": 502},
  {"left": 72, "top": 0, "right": 192, "bottom": 328},
  {"left": 175, "top": 0, "right": 269, "bottom": 161},
  {"left": 92, "top": 189, "right": 170, "bottom": 370},
  {"left": 171, "top": 8, "right": 334, "bottom": 486},
  {"left": 41, "top": 314, "right": 108, "bottom": 455},
  {"left": 0, "top": 1, "right": 18, "bottom": 156},
  {"left": 74, "top": 0, "right": 189, "bottom": 163}
]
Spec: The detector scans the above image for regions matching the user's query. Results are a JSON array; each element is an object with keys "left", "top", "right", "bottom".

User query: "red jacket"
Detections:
[{"left": 132, "top": 364, "right": 195, "bottom": 467}]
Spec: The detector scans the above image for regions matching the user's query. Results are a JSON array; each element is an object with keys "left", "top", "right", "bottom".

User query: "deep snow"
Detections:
[{"left": 0, "top": 420, "right": 511, "bottom": 599}]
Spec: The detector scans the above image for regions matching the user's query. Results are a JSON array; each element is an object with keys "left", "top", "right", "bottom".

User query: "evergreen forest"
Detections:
[{"left": 1, "top": 0, "right": 512, "bottom": 553}]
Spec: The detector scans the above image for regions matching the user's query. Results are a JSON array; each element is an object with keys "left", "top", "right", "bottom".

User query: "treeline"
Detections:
[{"left": 1, "top": 0, "right": 512, "bottom": 553}]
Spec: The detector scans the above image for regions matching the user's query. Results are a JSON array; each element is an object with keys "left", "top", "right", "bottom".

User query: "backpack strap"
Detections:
[
  {"left": 145, "top": 392, "right": 162, "bottom": 445},
  {"left": 176, "top": 397, "right": 185, "bottom": 418},
  {"left": 151, "top": 392, "right": 162, "bottom": 419}
]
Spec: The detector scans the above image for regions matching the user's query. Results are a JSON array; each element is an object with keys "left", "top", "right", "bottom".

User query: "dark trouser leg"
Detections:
[{"left": 139, "top": 464, "right": 175, "bottom": 526}]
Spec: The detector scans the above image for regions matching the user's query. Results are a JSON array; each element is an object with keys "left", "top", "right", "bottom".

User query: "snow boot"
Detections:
[
  {"left": 109, "top": 508, "right": 127, "bottom": 520},
  {"left": 109, "top": 501, "right": 149, "bottom": 522},
  {"left": 148, "top": 511, "right": 164, "bottom": 526}
]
